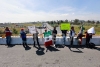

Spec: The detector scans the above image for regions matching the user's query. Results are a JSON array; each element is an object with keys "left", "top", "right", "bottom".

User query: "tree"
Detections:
[
  {"left": 65, "top": 19, "right": 68, "bottom": 22},
  {"left": 74, "top": 19, "right": 79, "bottom": 25},
  {"left": 91, "top": 21, "right": 95, "bottom": 24},
  {"left": 97, "top": 21, "right": 100, "bottom": 24},
  {"left": 87, "top": 20, "right": 91, "bottom": 23}
]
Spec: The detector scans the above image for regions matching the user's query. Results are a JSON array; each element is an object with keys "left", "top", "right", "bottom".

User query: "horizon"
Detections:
[{"left": 0, "top": 0, "right": 100, "bottom": 23}]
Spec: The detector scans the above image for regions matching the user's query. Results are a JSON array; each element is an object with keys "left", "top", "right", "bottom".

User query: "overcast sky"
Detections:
[{"left": 0, "top": 0, "right": 100, "bottom": 23}]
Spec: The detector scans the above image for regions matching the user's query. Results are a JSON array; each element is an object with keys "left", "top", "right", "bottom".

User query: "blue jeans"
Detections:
[
  {"left": 6, "top": 36, "right": 11, "bottom": 46},
  {"left": 63, "top": 35, "right": 66, "bottom": 45}
]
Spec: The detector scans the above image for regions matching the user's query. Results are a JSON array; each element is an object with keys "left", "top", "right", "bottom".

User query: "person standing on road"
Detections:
[
  {"left": 69, "top": 26, "right": 76, "bottom": 47},
  {"left": 85, "top": 31, "right": 92, "bottom": 47},
  {"left": 77, "top": 25, "right": 85, "bottom": 47},
  {"left": 33, "top": 29, "right": 40, "bottom": 48},
  {"left": 20, "top": 28, "right": 28, "bottom": 48},
  {"left": 52, "top": 27, "right": 57, "bottom": 47},
  {"left": 4, "top": 27, "right": 12, "bottom": 47},
  {"left": 61, "top": 30, "right": 67, "bottom": 46}
]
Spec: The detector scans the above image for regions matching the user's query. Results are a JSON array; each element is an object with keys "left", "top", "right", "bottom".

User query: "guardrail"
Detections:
[{"left": 0, "top": 36, "right": 100, "bottom": 45}]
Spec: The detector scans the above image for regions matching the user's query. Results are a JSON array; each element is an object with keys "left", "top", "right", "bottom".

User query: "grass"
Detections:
[
  {"left": 73, "top": 25, "right": 100, "bottom": 36},
  {"left": 0, "top": 23, "right": 42, "bottom": 36},
  {"left": 51, "top": 23, "right": 100, "bottom": 36},
  {"left": 0, "top": 23, "right": 100, "bottom": 36}
]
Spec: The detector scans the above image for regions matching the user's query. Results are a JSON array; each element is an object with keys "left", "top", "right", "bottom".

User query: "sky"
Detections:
[{"left": 0, "top": 0, "right": 100, "bottom": 23}]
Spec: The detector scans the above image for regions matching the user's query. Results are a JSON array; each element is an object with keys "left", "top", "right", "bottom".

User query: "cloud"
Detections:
[
  {"left": 0, "top": 0, "right": 34, "bottom": 14},
  {"left": 72, "top": 13, "right": 75, "bottom": 15},
  {"left": 50, "top": 6, "right": 75, "bottom": 13},
  {"left": 0, "top": 0, "right": 100, "bottom": 23}
]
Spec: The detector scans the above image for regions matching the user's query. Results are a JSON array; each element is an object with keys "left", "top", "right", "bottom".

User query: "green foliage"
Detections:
[
  {"left": 0, "top": 30, "right": 3, "bottom": 34},
  {"left": 0, "top": 30, "right": 3, "bottom": 37},
  {"left": 0, "top": 22, "right": 100, "bottom": 36},
  {"left": 13, "top": 28, "right": 18, "bottom": 34},
  {"left": 78, "top": 26, "right": 85, "bottom": 30}
]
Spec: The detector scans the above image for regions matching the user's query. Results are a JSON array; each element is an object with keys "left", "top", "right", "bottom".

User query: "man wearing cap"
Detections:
[{"left": 20, "top": 28, "right": 28, "bottom": 48}]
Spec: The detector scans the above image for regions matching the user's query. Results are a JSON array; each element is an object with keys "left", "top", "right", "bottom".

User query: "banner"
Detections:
[
  {"left": 28, "top": 26, "right": 36, "bottom": 34},
  {"left": 60, "top": 23, "right": 70, "bottom": 30},
  {"left": 87, "top": 27, "right": 95, "bottom": 34}
]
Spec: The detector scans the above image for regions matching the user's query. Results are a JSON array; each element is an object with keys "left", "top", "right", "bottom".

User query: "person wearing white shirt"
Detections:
[{"left": 33, "top": 29, "right": 40, "bottom": 48}]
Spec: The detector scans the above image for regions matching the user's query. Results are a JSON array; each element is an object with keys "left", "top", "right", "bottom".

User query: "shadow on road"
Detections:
[
  {"left": 66, "top": 45, "right": 84, "bottom": 53},
  {"left": 55, "top": 44, "right": 65, "bottom": 48},
  {"left": 46, "top": 46, "right": 60, "bottom": 52},
  {"left": 36, "top": 47, "right": 45, "bottom": 55},
  {"left": 94, "top": 46, "right": 100, "bottom": 51},
  {"left": 71, "top": 48, "right": 83, "bottom": 53}
]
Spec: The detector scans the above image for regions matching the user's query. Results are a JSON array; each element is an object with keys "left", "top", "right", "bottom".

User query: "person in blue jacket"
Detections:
[{"left": 20, "top": 28, "right": 28, "bottom": 48}]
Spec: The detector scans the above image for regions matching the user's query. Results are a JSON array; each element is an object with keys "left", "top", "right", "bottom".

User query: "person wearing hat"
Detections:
[
  {"left": 4, "top": 27, "right": 12, "bottom": 47},
  {"left": 20, "top": 28, "right": 28, "bottom": 48}
]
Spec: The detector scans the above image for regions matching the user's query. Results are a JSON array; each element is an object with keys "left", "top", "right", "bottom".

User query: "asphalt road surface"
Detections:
[{"left": 0, "top": 45, "right": 100, "bottom": 67}]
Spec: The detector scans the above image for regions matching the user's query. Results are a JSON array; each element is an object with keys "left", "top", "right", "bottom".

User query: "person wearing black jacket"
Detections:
[
  {"left": 85, "top": 32, "right": 92, "bottom": 47},
  {"left": 61, "top": 30, "right": 67, "bottom": 45},
  {"left": 52, "top": 27, "right": 57, "bottom": 46},
  {"left": 69, "top": 26, "right": 76, "bottom": 46}
]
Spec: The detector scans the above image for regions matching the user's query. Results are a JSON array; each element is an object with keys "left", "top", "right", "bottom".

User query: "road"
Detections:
[
  {"left": 37, "top": 23, "right": 62, "bottom": 34},
  {"left": 0, "top": 45, "right": 100, "bottom": 67}
]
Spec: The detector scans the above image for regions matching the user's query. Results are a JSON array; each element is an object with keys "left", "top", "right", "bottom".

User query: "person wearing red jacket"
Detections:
[{"left": 4, "top": 27, "right": 12, "bottom": 47}]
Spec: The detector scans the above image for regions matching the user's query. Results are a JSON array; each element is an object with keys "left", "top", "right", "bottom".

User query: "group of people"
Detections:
[
  {"left": 4, "top": 27, "right": 40, "bottom": 48},
  {"left": 61, "top": 26, "right": 93, "bottom": 48},
  {"left": 4, "top": 26, "right": 93, "bottom": 48}
]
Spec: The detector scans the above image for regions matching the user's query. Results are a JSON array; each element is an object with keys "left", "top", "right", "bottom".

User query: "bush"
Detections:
[{"left": 13, "top": 28, "right": 18, "bottom": 34}]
